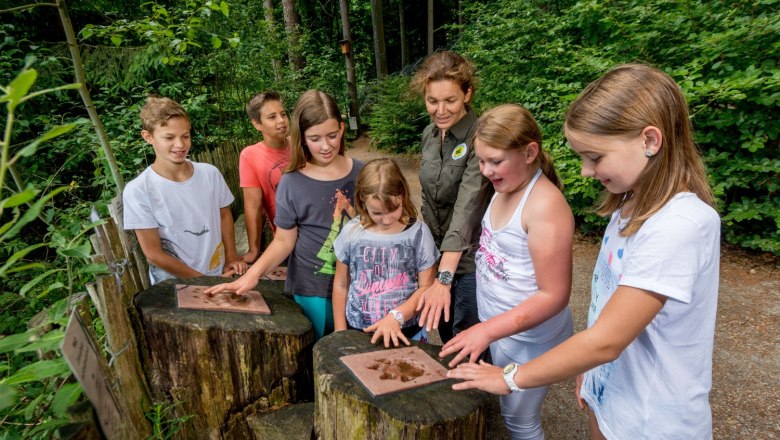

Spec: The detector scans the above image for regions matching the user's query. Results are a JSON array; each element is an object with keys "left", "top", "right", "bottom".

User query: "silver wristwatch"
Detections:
[
  {"left": 502, "top": 363, "right": 524, "bottom": 392},
  {"left": 436, "top": 270, "right": 454, "bottom": 285},
  {"left": 388, "top": 309, "right": 404, "bottom": 325}
]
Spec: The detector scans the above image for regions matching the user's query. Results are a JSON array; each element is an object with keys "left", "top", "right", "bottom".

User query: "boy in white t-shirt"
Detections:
[{"left": 123, "top": 96, "right": 247, "bottom": 284}]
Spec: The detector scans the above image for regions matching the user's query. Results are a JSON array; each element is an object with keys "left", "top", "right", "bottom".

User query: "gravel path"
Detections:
[{"left": 235, "top": 136, "right": 779, "bottom": 439}]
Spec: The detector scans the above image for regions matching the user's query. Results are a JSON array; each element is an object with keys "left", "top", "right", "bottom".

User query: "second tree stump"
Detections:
[{"left": 313, "top": 330, "right": 490, "bottom": 439}]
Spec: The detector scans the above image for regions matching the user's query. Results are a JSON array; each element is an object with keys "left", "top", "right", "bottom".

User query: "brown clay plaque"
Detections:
[
  {"left": 176, "top": 284, "right": 270, "bottom": 314},
  {"left": 262, "top": 266, "right": 287, "bottom": 281},
  {"left": 339, "top": 346, "right": 448, "bottom": 396}
]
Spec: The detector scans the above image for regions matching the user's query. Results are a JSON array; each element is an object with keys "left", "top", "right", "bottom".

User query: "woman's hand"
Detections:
[
  {"left": 447, "top": 360, "right": 510, "bottom": 395},
  {"left": 439, "top": 322, "right": 492, "bottom": 367},
  {"left": 416, "top": 282, "right": 451, "bottom": 331},
  {"left": 365, "top": 315, "right": 410, "bottom": 348},
  {"left": 204, "top": 272, "right": 258, "bottom": 295}
]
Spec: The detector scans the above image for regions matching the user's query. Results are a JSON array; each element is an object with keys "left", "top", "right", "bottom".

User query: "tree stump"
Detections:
[
  {"left": 134, "top": 276, "right": 314, "bottom": 439},
  {"left": 313, "top": 330, "right": 490, "bottom": 439},
  {"left": 246, "top": 402, "right": 314, "bottom": 440}
]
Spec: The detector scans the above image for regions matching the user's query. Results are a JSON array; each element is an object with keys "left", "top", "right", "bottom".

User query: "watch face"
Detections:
[
  {"left": 503, "top": 364, "right": 515, "bottom": 374},
  {"left": 437, "top": 270, "right": 454, "bottom": 284}
]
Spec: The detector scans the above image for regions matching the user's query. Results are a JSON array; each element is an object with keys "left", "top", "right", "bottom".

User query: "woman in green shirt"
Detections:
[{"left": 411, "top": 51, "right": 488, "bottom": 344}]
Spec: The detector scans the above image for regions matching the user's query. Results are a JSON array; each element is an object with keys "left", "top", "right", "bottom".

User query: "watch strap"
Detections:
[{"left": 502, "top": 363, "right": 523, "bottom": 392}]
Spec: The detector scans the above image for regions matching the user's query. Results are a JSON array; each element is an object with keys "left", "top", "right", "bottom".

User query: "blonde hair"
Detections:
[
  {"left": 140, "top": 96, "right": 189, "bottom": 132},
  {"left": 564, "top": 63, "right": 714, "bottom": 236},
  {"left": 246, "top": 90, "right": 282, "bottom": 122},
  {"left": 410, "top": 51, "right": 477, "bottom": 97},
  {"left": 474, "top": 104, "right": 562, "bottom": 190},
  {"left": 355, "top": 158, "right": 417, "bottom": 229},
  {"left": 287, "top": 90, "right": 346, "bottom": 172}
]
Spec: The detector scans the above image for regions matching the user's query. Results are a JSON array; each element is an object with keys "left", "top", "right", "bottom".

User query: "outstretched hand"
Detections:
[
  {"left": 439, "top": 322, "right": 492, "bottom": 367},
  {"left": 365, "top": 316, "right": 410, "bottom": 348},
  {"left": 447, "top": 360, "right": 510, "bottom": 395},
  {"left": 416, "top": 282, "right": 451, "bottom": 331},
  {"left": 204, "top": 272, "right": 258, "bottom": 295}
]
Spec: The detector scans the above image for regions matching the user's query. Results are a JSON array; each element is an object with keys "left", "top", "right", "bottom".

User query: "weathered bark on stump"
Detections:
[
  {"left": 313, "top": 330, "right": 490, "bottom": 439},
  {"left": 134, "top": 277, "right": 314, "bottom": 440},
  {"left": 247, "top": 402, "right": 314, "bottom": 440}
]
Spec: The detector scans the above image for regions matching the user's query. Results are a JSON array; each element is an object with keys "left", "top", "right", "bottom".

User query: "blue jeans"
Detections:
[{"left": 437, "top": 272, "right": 480, "bottom": 344}]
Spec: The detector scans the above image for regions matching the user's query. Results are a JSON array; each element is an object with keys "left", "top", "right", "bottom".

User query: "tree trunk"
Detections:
[
  {"left": 281, "top": 0, "right": 305, "bottom": 71},
  {"left": 427, "top": 0, "right": 434, "bottom": 55},
  {"left": 338, "top": 0, "right": 360, "bottom": 130},
  {"left": 313, "top": 330, "right": 490, "bottom": 439},
  {"left": 263, "top": 0, "right": 282, "bottom": 81},
  {"left": 134, "top": 277, "right": 314, "bottom": 440},
  {"left": 56, "top": 0, "right": 124, "bottom": 194},
  {"left": 399, "top": 0, "right": 408, "bottom": 68},
  {"left": 370, "top": 0, "right": 387, "bottom": 79}
]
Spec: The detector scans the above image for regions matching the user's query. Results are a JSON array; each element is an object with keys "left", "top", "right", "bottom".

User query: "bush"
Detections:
[{"left": 365, "top": 75, "right": 429, "bottom": 154}]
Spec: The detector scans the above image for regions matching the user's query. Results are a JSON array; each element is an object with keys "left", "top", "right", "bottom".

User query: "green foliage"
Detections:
[
  {"left": 455, "top": 0, "right": 779, "bottom": 252},
  {"left": 145, "top": 400, "right": 193, "bottom": 440},
  {"left": 365, "top": 75, "right": 429, "bottom": 154},
  {"left": 1, "top": 66, "right": 107, "bottom": 439}
]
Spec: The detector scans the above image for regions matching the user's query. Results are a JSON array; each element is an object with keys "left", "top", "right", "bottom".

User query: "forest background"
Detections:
[{"left": 0, "top": 0, "right": 777, "bottom": 437}]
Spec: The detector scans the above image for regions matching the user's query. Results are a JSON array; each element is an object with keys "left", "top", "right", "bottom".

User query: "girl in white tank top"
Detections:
[{"left": 439, "top": 105, "right": 575, "bottom": 440}]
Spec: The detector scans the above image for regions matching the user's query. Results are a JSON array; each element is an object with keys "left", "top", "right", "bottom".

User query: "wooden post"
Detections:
[
  {"left": 87, "top": 210, "right": 152, "bottom": 438},
  {"left": 313, "top": 330, "right": 490, "bottom": 439},
  {"left": 134, "top": 277, "right": 314, "bottom": 439}
]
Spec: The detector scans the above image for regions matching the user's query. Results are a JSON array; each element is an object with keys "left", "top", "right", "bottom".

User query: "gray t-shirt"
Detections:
[
  {"left": 333, "top": 217, "right": 440, "bottom": 329},
  {"left": 275, "top": 159, "right": 363, "bottom": 297}
]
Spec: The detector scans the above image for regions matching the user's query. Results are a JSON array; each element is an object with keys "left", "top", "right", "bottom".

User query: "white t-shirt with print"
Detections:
[
  {"left": 123, "top": 162, "right": 234, "bottom": 284},
  {"left": 581, "top": 192, "right": 720, "bottom": 439}
]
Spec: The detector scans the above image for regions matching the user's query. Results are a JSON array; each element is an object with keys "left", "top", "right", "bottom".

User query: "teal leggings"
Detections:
[{"left": 293, "top": 295, "right": 333, "bottom": 340}]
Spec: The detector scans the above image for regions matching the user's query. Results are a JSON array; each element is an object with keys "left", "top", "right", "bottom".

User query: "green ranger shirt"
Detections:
[{"left": 419, "top": 108, "right": 485, "bottom": 275}]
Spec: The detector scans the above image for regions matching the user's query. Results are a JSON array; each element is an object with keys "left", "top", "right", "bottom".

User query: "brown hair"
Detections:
[
  {"left": 564, "top": 63, "right": 715, "bottom": 236},
  {"left": 287, "top": 90, "right": 346, "bottom": 172},
  {"left": 355, "top": 158, "right": 417, "bottom": 229},
  {"left": 245, "top": 90, "right": 282, "bottom": 122},
  {"left": 140, "top": 96, "right": 189, "bottom": 132},
  {"left": 474, "top": 104, "right": 562, "bottom": 190},
  {"left": 410, "top": 51, "right": 477, "bottom": 97}
]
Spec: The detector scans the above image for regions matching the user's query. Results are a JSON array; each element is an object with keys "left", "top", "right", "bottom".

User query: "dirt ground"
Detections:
[{"left": 235, "top": 136, "right": 779, "bottom": 439}]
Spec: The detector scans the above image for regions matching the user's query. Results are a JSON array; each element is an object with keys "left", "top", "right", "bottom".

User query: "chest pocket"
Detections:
[{"left": 439, "top": 161, "right": 467, "bottom": 202}]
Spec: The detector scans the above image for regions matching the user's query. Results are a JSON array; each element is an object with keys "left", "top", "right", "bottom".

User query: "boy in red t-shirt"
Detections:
[{"left": 238, "top": 91, "right": 291, "bottom": 263}]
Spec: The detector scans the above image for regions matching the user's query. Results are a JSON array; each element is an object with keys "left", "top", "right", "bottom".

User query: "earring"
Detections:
[{"left": 645, "top": 150, "right": 654, "bottom": 157}]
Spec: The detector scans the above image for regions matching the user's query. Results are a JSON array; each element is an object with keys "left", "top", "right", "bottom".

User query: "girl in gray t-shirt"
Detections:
[{"left": 333, "top": 159, "right": 440, "bottom": 348}]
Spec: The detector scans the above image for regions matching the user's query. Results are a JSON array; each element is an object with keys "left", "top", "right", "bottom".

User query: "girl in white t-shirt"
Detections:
[
  {"left": 448, "top": 64, "right": 720, "bottom": 440},
  {"left": 439, "top": 104, "right": 574, "bottom": 439},
  {"left": 332, "top": 158, "right": 439, "bottom": 348}
]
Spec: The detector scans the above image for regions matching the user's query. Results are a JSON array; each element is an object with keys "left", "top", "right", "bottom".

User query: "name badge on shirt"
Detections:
[{"left": 452, "top": 143, "right": 468, "bottom": 160}]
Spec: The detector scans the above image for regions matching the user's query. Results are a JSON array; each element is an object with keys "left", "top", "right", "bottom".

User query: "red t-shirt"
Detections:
[{"left": 238, "top": 141, "right": 291, "bottom": 231}]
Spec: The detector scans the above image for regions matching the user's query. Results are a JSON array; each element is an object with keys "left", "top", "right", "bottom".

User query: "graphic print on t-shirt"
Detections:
[
  {"left": 316, "top": 189, "right": 355, "bottom": 275},
  {"left": 475, "top": 227, "right": 509, "bottom": 283},
  {"left": 350, "top": 242, "right": 417, "bottom": 326},
  {"left": 268, "top": 158, "right": 287, "bottom": 192},
  {"left": 584, "top": 232, "right": 624, "bottom": 406}
]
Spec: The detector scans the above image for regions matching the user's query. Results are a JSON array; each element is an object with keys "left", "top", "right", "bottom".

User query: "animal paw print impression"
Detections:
[{"left": 368, "top": 357, "right": 425, "bottom": 382}]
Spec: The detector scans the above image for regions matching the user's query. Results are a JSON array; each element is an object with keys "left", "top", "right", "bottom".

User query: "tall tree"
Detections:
[
  {"left": 339, "top": 0, "right": 360, "bottom": 130},
  {"left": 281, "top": 0, "right": 305, "bottom": 71},
  {"left": 264, "top": 0, "right": 282, "bottom": 80},
  {"left": 427, "top": 0, "right": 433, "bottom": 55},
  {"left": 399, "top": 0, "right": 408, "bottom": 68},
  {"left": 370, "top": 0, "right": 388, "bottom": 79}
]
